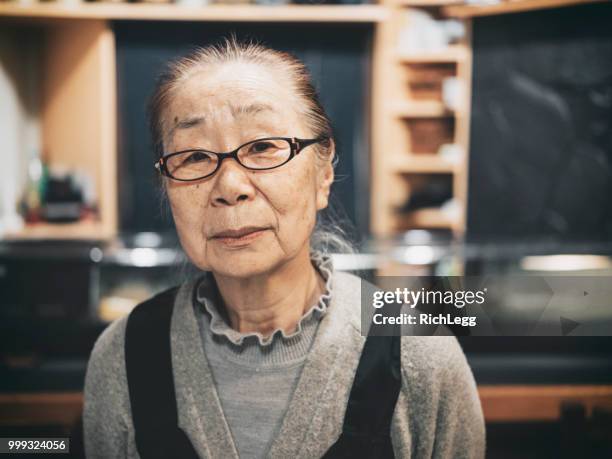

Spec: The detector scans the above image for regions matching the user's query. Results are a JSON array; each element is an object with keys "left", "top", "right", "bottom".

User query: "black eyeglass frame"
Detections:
[{"left": 154, "top": 136, "right": 330, "bottom": 182}]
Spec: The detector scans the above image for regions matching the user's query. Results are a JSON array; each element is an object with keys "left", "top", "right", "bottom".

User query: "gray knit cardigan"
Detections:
[{"left": 83, "top": 270, "right": 486, "bottom": 458}]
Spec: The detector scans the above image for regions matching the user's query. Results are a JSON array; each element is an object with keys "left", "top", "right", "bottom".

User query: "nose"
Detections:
[{"left": 209, "top": 157, "right": 256, "bottom": 207}]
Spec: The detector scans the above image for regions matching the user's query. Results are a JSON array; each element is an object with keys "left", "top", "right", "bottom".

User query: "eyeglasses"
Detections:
[{"left": 154, "top": 136, "right": 330, "bottom": 182}]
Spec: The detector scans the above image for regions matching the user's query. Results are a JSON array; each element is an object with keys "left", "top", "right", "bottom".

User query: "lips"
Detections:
[{"left": 211, "top": 226, "right": 270, "bottom": 239}]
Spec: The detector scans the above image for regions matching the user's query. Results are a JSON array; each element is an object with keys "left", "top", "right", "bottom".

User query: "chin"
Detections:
[
  {"left": 209, "top": 253, "right": 277, "bottom": 278},
  {"left": 206, "top": 245, "right": 282, "bottom": 279}
]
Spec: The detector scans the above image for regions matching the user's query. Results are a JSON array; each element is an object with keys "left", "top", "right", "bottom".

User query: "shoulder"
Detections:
[
  {"left": 85, "top": 282, "right": 191, "bottom": 396},
  {"left": 331, "top": 270, "right": 483, "bottom": 453},
  {"left": 400, "top": 335, "right": 471, "bottom": 388},
  {"left": 87, "top": 314, "right": 129, "bottom": 380}
]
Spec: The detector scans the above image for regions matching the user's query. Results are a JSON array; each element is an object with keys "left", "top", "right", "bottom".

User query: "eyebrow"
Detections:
[
  {"left": 230, "top": 102, "right": 275, "bottom": 118},
  {"left": 167, "top": 115, "right": 205, "bottom": 139},
  {"left": 176, "top": 116, "right": 205, "bottom": 129}
]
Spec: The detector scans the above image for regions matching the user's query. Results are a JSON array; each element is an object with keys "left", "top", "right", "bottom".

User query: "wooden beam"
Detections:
[
  {"left": 0, "top": 4, "right": 389, "bottom": 23},
  {"left": 444, "top": 0, "right": 606, "bottom": 19},
  {"left": 479, "top": 385, "right": 612, "bottom": 422},
  {"left": 1, "top": 385, "right": 612, "bottom": 426},
  {"left": 0, "top": 392, "right": 83, "bottom": 427}
]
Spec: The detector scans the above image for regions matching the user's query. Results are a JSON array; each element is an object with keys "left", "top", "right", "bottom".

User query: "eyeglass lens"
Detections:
[{"left": 165, "top": 138, "right": 292, "bottom": 180}]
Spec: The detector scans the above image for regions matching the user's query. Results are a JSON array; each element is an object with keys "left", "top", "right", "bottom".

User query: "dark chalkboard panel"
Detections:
[
  {"left": 466, "top": 2, "right": 612, "bottom": 243},
  {"left": 113, "top": 22, "right": 371, "bottom": 238}
]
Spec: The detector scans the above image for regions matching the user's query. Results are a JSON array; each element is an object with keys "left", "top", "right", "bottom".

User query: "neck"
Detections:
[{"left": 212, "top": 246, "right": 325, "bottom": 338}]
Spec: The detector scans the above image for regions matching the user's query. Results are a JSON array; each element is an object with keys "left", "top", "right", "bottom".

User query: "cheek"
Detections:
[
  {"left": 166, "top": 184, "right": 211, "bottom": 268},
  {"left": 167, "top": 184, "right": 200, "bottom": 224},
  {"left": 264, "top": 163, "right": 319, "bottom": 249}
]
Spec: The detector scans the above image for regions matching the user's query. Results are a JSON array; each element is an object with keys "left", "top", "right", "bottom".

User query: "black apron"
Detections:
[{"left": 125, "top": 286, "right": 401, "bottom": 459}]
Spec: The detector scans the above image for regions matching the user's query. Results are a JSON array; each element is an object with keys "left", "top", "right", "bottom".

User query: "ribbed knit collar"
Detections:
[{"left": 193, "top": 251, "right": 333, "bottom": 364}]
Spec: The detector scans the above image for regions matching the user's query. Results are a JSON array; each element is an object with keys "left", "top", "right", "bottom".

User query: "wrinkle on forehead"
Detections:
[
  {"left": 162, "top": 62, "right": 306, "bottom": 148},
  {"left": 168, "top": 101, "right": 276, "bottom": 139}
]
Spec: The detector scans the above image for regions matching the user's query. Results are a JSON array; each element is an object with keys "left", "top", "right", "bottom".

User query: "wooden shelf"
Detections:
[
  {"left": 1, "top": 1, "right": 470, "bottom": 240},
  {"left": 0, "top": 20, "right": 118, "bottom": 242},
  {"left": 393, "top": 100, "right": 453, "bottom": 118},
  {"left": 394, "top": 0, "right": 465, "bottom": 6},
  {"left": 3, "top": 221, "right": 112, "bottom": 241},
  {"left": 397, "top": 45, "right": 467, "bottom": 63},
  {"left": 2, "top": 385, "right": 610, "bottom": 428},
  {"left": 0, "top": 3, "right": 389, "bottom": 23},
  {"left": 391, "top": 155, "right": 458, "bottom": 173},
  {"left": 444, "top": 0, "right": 604, "bottom": 18},
  {"left": 479, "top": 385, "right": 612, "bottom": 422},
  {"left": 0, "top": 392, "right": 83, "bottom": 427},
  {"left": 371, "top": 5, "right": 472, "bottom": 236},
  {"left": 397, "top": 207, "right": 456, "bottom": 229}
]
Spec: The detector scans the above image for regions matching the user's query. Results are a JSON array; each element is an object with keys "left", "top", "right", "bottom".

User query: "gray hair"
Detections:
[
  {"left": 311, "top": 199, "right": 357, "bottom": 256},
  {"left": 148, "top": 34, "right": 333, "bottom": 161}
]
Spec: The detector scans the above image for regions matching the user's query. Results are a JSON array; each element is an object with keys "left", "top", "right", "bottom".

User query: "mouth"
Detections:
[{"left": 210, "top": 226, "right": 271, "bottom": 247}]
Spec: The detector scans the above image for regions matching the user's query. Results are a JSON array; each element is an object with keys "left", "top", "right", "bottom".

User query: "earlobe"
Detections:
[
  {"left": 316, "top": 160, "right": 335, "bottom": 211},
  {"left": 316, "top": 189, "right": 330, "bottom": 210}
]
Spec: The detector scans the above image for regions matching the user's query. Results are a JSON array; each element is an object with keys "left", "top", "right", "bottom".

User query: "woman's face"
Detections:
[{"left": 162, "top": 61, "right": 334, "bottom": 278}]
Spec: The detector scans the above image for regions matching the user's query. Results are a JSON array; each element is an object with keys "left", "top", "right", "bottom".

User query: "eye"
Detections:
[
  {"left": 182, "top": 150, "right": 213, "bottom": 165},
  {"left": 249, "top": 141, "right": 276, "bottom": 154}
]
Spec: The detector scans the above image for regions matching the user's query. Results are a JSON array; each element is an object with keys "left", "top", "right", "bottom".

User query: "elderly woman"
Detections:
[{"left": 83, "top": 37, "right": 485, "bottom": 459}]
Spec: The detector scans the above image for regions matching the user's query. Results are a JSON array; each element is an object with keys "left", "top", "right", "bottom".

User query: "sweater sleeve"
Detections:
[
  {"left": 398, "top": 336, "right": 485, "bottom": 459},
  {"left": 83, "top": 316, "right": 135, "bottom": 459}
]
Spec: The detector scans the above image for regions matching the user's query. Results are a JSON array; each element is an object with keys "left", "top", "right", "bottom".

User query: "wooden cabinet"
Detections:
[
  {"left": 0, "top": 16, "right": 117, "bottom": 239},
  {"left": 371, "top": 0, "right": 472, "bottom": 236},
  {"left": 0, "top": 0, "right": 603, "bottom": 240},
  {"left": 0, "top": 3, "right": 388, "bottom": 241},
  {"left": 2, "top": 2, "right": 472, "bottom": 241}
]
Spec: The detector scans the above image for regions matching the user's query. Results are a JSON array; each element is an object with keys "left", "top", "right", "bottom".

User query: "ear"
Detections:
[{"left": 315, "top": 139, "right": 335, "bottom": 211}]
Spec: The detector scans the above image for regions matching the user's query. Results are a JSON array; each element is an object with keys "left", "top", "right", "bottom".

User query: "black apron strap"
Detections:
[
  {"left": 124, "top": 286, "right": 200, "bottom": 459},
  {"left": 323, "top": 333, "right": 402, "bottom": 459}
]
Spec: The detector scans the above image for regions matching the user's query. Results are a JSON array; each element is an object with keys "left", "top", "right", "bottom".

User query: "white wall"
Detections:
[{"left": 0, "top": 28, "right": 41, "bottom": 236}]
